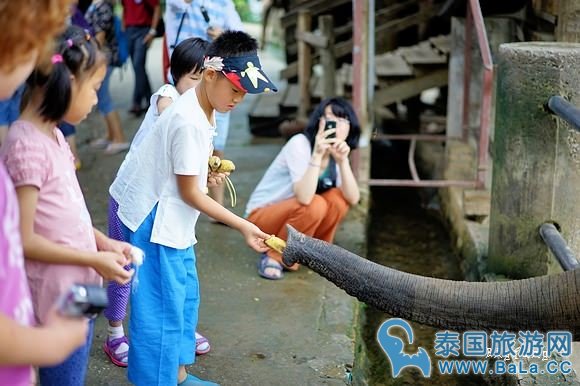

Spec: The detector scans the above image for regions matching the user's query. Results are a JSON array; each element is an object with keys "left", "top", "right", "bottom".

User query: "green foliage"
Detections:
[{"left": 233, "top": 0, "right": 254, "bottom": 22}]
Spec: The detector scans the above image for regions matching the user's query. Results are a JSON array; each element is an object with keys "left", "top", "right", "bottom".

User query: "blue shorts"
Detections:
[
  {"left": 97, "top": 66, "right": 115, "bottom": 115},
  {"left": 125, "top": 205, "right": 199, "bottom": 385},
  {"left": 58, "top": 121, "right": 76, "bottom": 137},
  {"left": 213, "top": 111, "right": 230, "bottom": 152}
]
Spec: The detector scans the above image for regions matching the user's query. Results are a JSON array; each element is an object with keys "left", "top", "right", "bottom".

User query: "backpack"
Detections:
[{"left": 112, "top": 15, "right": 128, "bottom": 67}]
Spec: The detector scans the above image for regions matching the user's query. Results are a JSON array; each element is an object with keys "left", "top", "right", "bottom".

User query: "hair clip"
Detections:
[
  {"left": 66, "top": 39, "right": 73, "bottom": 48},
  {"left": 51, "top": 54, "right": 63, "bottom": 64}
]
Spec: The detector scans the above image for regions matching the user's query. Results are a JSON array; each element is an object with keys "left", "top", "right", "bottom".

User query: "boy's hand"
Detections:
[
  {"left": 91, "top": 252, "right": 134, "bottom": 284},
  {"left": 207, "top": 171, "right": 228, "bottom": 188},
  {"left": 207, "top": 26, "right": 224, "bottom": 40},
  {"left": 239, "top": 221, "right": 270, "bottom": 253}
]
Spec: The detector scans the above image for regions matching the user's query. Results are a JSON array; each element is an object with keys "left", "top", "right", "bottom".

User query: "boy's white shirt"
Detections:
[{"left": 110, "top": 87, "right": 216, "bottom": 249}]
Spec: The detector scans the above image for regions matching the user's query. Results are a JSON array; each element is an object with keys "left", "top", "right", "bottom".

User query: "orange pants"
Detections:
[{"left": 248, "top": 188, "right": 349, "bottom": 270}]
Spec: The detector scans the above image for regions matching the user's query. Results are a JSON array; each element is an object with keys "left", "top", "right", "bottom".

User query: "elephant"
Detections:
[{"left": 281, "top": 226, "right": 580, "bottom": 340}]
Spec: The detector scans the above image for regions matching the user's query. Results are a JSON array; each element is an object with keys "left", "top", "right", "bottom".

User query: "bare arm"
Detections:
[
  {"left": 176, "top": 174, "right": 269, "bottom": 252},
  {"left": 292, "top": 120, "right": 334, "bottom": 205},
  {"left": 16, "top": 186, "right": 132, "bottom": 284},
  {"left": 336, "top": 156, "right": 360, "bottom": 205},
  {"left": 0, "top": 310, "right": 87, "bottom": 366},
  {"left": 157, "top": 96, "right": 173, "bottom": 114}
]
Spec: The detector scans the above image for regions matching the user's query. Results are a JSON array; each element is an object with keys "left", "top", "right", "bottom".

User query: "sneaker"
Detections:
[
  {"left": 102, "top": 336, "right": 129, "bottom": 367},
  {"left": 104, "top": 142, "right": 130, "bottom": 155},
  {"left": 178, "top": 374, "right": 220, "bottom": 386},
  {"left": 195, "top": 332, "right": 211, "bottom": 355},
  {"left": 90, "top": 138, "right": 110, "bottom": 149}
]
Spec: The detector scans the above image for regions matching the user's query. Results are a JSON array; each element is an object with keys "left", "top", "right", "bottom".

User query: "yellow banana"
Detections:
[
  {"left": 265, "top": 235, "right": 286, "bottom": 254},
  {"left": 217, "top": 159, "right": 235, "bottom": 173},
  {"left": 208, "top": 156, "right": 237, "bottom": 207}
]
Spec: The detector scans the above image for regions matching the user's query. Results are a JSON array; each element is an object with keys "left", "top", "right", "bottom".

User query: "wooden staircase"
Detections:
[{"left": 249, "top": 34, "right": 450, "bottom": 136}]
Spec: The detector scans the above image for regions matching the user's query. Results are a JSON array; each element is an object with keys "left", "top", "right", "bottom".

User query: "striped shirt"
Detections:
[{"left": 164, "top": 0, "right": 243, "bottom": 55}]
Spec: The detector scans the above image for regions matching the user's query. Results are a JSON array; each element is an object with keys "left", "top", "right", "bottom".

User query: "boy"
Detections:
[{"left": 109, "top": 31, "right": 277, "bottom": 386}]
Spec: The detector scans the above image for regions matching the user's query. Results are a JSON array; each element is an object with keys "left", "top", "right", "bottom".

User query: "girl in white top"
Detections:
[
  {"left": 246, "top": 98, "right": 361, "bottom": 280},
  {"left": 102, "top": 38, "right": 212, "bottom": 367}
]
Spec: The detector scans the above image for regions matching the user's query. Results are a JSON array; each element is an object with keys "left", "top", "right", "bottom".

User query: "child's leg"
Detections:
[
  {"left": 38, "top": 319, "right": 95, "bottom": 386},
  {"left": 103, "top": 196, "right": 131, "bottom": 366},
  {"left": 180, "top": 248, "right": 199, "bottom": 367},
  {"left": 127, "top": 206, "right": 189, "bottom": 385}
]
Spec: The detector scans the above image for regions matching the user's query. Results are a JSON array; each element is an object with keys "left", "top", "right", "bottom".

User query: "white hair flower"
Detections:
[{"left": 204, "top": 56, "right": 224, "bottom": 71}]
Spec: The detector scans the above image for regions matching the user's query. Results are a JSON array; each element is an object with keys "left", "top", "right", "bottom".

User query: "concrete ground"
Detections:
[{"left": 77, "top": 25, "right": 357, "bottom": 386}]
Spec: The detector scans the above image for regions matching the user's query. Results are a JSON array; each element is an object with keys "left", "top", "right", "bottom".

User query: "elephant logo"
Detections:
[{"left": 377, "top": 318, "right": 432, "bottom": 378}]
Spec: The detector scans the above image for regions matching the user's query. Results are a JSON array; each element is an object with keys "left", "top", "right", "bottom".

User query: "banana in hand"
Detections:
[
  {"left": 264, "top": 235, "right": 286, "bottom": 254},
  {"left": 208, "top": 156, "right": 237, "bottom": 207}
]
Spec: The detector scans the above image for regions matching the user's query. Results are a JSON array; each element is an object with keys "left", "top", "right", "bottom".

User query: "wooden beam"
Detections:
[
  {"left": 319, "top": 15, "right": 336, "bottom": 98},
  {"left": 373, "top": 68, "right": 448, "bottom": 107},
  {"left": 295, "top": 31, "right": 328, "bottom": 48},
  {"left": 281, "top": 0, "right": 351, "bottom": 28},
  {"left": 297, "top": 10, "right": 312, "bottom": 119}
]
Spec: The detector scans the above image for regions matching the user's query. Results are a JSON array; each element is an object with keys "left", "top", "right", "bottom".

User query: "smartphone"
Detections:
[
  {"left": 58, "top": 284, "right": 108, "bottom": 319},
  {"left": 324, "top": 120, "right": 337, "bottom": 138}
]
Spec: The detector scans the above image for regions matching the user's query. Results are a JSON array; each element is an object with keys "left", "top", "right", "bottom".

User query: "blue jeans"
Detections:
[
  {"left": 213, "top": 111, "right": 230, "bottom": 152},
  {"left": 126, "top": 26, "right": 152, "bottom": 108},
  {"left": 97, "top": 66, "right": 115, "bottom": 115},
  {"left": 39, "top": 319, "right": 95, "bottom": 386}
]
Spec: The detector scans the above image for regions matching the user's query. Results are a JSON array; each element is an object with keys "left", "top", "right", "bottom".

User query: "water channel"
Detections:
[{"left": 358, "top": 138, "right": 491, "bottom": 385}]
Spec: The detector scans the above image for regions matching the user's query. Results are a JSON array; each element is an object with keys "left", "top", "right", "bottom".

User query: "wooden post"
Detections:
[
  {"left": 297, "top": 10, "right": 312, "bottom": 120},
  {"left": 555, "top": 0, "right": 580, "bottom": 42},
  {"left": 488, "top": 43, "right": 580, "bottom": 278},
  {"left": 319, "top": 15, "right": 335, "bottom": 98},
  {"left": 352, "top": 0, "right": 370, "bottom": 181}
]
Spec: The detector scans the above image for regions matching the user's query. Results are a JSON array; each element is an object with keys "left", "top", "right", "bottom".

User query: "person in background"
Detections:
[
  {"left": 0, "top": 2, "right": 92, "bottom": 385},
  {"left": 164, "top": 0, "right": 243, "bottom": 210},
  {"left": 86, "top": 0, "right": 130, "bottom": 155},
  {"left": 121, "top": 0, "right": 161, "bottom": 116},
  {"left": 246, "top": 98, "right": 361, "bottom": 280}
]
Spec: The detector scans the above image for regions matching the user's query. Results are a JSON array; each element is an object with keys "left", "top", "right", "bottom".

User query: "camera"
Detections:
[
  {"left": 324, "top": 120, "right": 336, "bottom": 138},
  {"left": 58, "top": 284, "right": 108, "bottom": 319}
]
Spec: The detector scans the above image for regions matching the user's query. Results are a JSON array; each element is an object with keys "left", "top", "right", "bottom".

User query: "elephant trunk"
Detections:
[{"left": 282, "top": 226, "right": 580, "bottom": 340}]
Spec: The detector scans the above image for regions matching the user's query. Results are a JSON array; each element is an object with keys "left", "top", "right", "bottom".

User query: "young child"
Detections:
[
  {"left": 0, "top": 4, "right": 92, "bottom": 385},
  {"left": 109, "top": 30, "right": 277, "bottom": 385},
  {"left": 103, "top": 37, "right": 212, "bottom": 367},
  {"left": 0, "top": 26, "right": 133, "bottom": 386}
]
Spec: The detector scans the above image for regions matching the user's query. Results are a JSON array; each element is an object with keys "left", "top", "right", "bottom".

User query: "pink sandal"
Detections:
[{"left": 195, "top": 332, "right": 211, "bottom": 355}]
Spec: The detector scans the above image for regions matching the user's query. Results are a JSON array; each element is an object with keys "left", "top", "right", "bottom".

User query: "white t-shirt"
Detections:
[
  {"left": 110, "top": 88, "right": 216, "bottom": 249},
  {"left": 245, "top": 134, "right": 342, "bottom": 217},
  {"left": 131, "top": 84, "right": 180, "bottom": 149}
]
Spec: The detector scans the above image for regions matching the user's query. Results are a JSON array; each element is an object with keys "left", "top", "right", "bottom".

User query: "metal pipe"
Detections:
[
  {"left": 408, "top": 138, "right": 419, "bottom": 182},
  {"left": 461, "top": 2, "right": 473, "bottom": 142},
  {"left": 367, "top": 179, "right": 478, "bottom": 188},
  {"left": 547, "top": 96, "right": 580, "bottom": 133},
  {"left": 539, "top": 223, "right": 579, "bottom": 272}
]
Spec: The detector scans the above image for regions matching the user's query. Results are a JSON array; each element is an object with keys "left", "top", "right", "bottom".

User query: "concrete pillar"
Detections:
[{"left": 488, "top": 43, "right": 580, "bottom": 278}]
